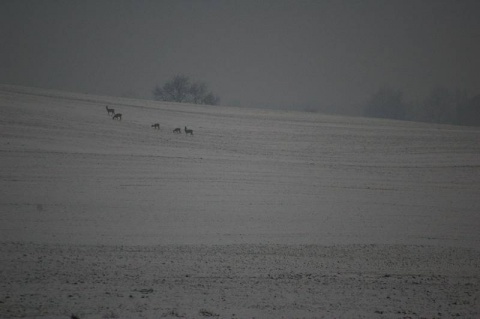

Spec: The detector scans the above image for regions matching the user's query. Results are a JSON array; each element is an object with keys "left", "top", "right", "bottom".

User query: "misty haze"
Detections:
[
  {"left": 1, "top": 1, "right": 480, "bottom": 318},
  {"left": 1, "top": 0, "right": 479, "bottom": 120}
]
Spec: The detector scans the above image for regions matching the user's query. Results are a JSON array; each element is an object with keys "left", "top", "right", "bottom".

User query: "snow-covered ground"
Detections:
[{"left": 1, "top": 85, "right": 479, "bottom": 318}]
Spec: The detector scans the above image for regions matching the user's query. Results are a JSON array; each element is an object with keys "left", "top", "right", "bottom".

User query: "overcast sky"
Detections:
[{"left": 1, "top": 0, "right": 479, "bottom": 113}]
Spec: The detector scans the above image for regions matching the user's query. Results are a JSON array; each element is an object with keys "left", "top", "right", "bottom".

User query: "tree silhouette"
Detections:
[
  {"left": 153, "top": 75, "right": 220, "bottom": 105},
  {"left": 154, "top": 75, "right": 191, "bottom": 103},
  {"left": 364, "top": 87, "right": 407, "bottom": 120}
]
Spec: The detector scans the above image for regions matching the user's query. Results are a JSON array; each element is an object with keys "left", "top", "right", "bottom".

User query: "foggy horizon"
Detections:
[{"left": 1, "top": 0, "right": 479, "bottom": 114}]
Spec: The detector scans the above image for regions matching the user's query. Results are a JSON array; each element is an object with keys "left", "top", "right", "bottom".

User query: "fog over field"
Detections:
[
  {"left": 2, "top": 1, "right": 479, "bottom": 113},
  {"left": 0, "top": 86, "right": 479, "bottom": 318},
  {"left": 1, "top": 85, "right": 479, "bottom": 247},
  {"left": 2, "top": 1, "right": 480, "bottom": 317}
]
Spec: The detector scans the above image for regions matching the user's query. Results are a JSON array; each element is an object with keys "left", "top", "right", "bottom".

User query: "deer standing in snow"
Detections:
[
  {"left": 184, "top": 126, "right": 193, "bottom": 135},
  {"left": 106, "top": 105, "right": 115, "bottom": 115}
]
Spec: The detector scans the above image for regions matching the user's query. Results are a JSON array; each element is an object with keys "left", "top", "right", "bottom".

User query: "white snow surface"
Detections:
[{"left": 0, "top": 85, "right": 479, "bottom": 318}]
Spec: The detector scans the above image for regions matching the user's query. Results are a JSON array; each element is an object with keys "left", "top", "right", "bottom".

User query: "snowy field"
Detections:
[{"left": 0, "top": 85, "right": 479, "bottom": 318}]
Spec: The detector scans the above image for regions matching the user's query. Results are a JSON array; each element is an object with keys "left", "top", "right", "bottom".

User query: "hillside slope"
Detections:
[
  {"left": 1, "top": 85, "right": 479, "bottom": 318},
  {"left": 1, "top": 85, "right": 479, "bottom": 247}
]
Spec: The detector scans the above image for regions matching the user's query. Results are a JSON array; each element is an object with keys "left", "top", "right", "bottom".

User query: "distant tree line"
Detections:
[
  {"left": 153, "top": 75, "right": 220, "bottom": 105},
  {"left": 364, "top": 86, "right": 480, "bottom": 126}
]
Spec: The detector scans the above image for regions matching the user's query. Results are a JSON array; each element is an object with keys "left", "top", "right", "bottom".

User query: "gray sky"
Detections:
[{"left": 1, "top": 0, "right": 479, "bottom": 113}]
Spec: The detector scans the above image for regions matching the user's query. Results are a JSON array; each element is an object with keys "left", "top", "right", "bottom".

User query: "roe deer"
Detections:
[
  {"left": 173, "top": 128, "right": 181, "bottom": 133},
  {"left": 184, "top": 126, "right": 193, "bottom": 135},
  {"left": 106, "top": 105, "right": 115, "bottom": 115},
  {"left": 112, "top": 113, "right": 122, "bottom": 120},
  {"left": 151, "top": 123, "right": 160, "bottom": 129}
]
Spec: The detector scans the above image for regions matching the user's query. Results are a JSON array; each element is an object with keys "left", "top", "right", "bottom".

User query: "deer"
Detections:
[
  {"left": 173, "top": 128, "right": 181, "bottom": 133},
  {"left": 184, "top": 126, "right": 193, "bottom": 135},
  {"left": 112, "top": 113, "right": 122, "bottom": 120},
  {"left": 151, "top": 123, "right": 160, "bottom": 129},
  {"left": 105, "top": 105, "right": 115, "bottom": 115}
]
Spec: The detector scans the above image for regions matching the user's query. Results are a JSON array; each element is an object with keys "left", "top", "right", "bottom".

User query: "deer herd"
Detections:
[{"left": 106, "top": 105, "right": 193, "bottom": 135}]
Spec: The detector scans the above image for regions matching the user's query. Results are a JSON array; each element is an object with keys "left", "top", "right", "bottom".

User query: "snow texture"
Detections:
[{"left": 0, "top": 85, "right": 479, "bottom": 318}]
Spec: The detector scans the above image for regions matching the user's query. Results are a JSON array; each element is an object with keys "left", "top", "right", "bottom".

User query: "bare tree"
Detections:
[
  {"left": 364, "top": 86, "right": 407, "bottom": 120},
  {"left": 154, "top": 75, "right": 191, "bottom": 102},
  {"left": 201, "top": 92, "right": 220, "bottom": 105},
  {"left": 153, "top": 75, "right": 219, "bottom": 105},
  {"left": 189, "top": 81, "right": 208, "bottom": 104},
  {"left": 419, "top": 87, "right": 472, "bottom": 124},
  {"left": 362, "top": 85, "right": 478, "bottom": 126}
]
